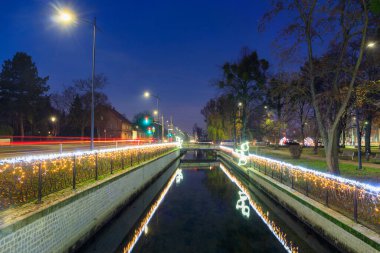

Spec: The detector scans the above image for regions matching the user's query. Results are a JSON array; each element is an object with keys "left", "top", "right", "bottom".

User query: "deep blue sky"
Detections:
[{"left": 0, "top": 0, "right": 296, "bottom": 133}]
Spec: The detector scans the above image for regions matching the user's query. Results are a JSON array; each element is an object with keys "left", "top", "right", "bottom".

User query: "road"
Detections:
[{"left": 0, "top": 140, "right": 147, "bottom": 159}]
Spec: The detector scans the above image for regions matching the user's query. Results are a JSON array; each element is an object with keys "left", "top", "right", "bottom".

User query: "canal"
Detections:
[{"left": 80, "top": 153, "right": 338, "bottom": 253}]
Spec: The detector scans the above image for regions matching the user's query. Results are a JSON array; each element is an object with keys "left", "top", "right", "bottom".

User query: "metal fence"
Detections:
[
  {"left": 220, "top": 146, "right": 380, "bottom": 233},
  {"left": 0, "top": 143, "right": 177, "bottom": 211}
]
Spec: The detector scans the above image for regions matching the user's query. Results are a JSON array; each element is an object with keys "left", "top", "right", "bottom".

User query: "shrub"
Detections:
[{"left": 288, "top": 143, "right": 302, "bottom": 159}]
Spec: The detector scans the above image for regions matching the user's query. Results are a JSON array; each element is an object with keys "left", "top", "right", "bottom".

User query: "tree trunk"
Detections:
[
  {"left": 233, "top": 114, "right": 237, "bottom": 147},
  {"left": 341, "top": 130, "right": 346, "bottom": 148},
  {"left": 19, "top": 114, "right": 24, "bottom": 137},
  {"left": 355, "top": 108, "right": 362, "bottom": 170},
  {"left": 81, "top": 126, "right": 85, "bottom": 137},
  {"left": 313, "top": 132, "right": 318, "bottom": 155},
  {"left": 241, "top": 105, "right": 247, "bottom": 142},
  {"left": 276, "top": 101, "right": 282, "bottom": 149},
  {"left": 325, "top": 128, "right": 340, "bottom": 175},
  {"left": 300, "top": 124, "right": 305, "bottom": 146},
  {"left": 364, "top": 115, "right": 372, "bottom": 161}
]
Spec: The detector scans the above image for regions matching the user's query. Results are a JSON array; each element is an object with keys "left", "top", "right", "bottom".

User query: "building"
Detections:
[{"left": 97, "top": 106, "right": 134, "bottom": 139}]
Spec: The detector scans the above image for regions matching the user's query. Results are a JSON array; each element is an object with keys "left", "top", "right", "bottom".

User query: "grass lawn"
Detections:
[{"left": 250, "top": 147, "right": 380, "bottom": 185}]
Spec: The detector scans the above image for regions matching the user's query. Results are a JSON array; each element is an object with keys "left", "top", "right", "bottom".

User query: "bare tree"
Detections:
[{"left": 263, "top": 0, "right": 369, "bottom": 174}]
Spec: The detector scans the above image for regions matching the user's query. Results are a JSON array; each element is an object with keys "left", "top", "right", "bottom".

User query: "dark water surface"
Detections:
[
  {"left": 125, "top": 168, "right": 287, "bottom": 253},
  {"left": 80, "top": 160, "right": 338, "bottom": 253}
]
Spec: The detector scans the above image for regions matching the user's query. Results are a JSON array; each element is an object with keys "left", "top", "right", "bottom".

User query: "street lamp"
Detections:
[
  {"left": 367, "top": 41, "right": 376, "bottom": 48},
  {"left": 53, "top": 7, "right": 97, "bottom": 150},
  {"left": 143, "top": 91, "right": 164, "bottom": 141},
  {"left": 50, "top": 116, "right": 57, "bottom": 136}
]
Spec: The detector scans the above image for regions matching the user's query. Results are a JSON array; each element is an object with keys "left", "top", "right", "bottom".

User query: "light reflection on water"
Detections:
[
  {"left": 122, "top": 169, "right": 181, "bottom": 253},
  {"left": 122, "top": 165, "right": 291, "bottom": 253},
  {"left": 236, "top": 191, "right": 250, "bottom": 218}
]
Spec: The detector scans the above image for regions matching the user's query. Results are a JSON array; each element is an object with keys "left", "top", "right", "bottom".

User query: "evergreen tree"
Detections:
[{"left": 0, "top": 52, "right": 49, "bottom": 136}]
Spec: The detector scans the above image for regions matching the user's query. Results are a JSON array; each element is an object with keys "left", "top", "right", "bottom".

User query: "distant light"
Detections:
[
  {"left": 238, "top": 102, "right": 243, "bottom": 107},
  {"left": 367, "top": 42, "right": 376, "bottom": 48},
  {"left": 144, "top": 91, "right": 150, "bottom": 98},
  {"left": 51, "top": 116, "right": 56, "bottom": 122},
  {"left": 153, "top": 110, "right": 158, "bottom": 115},
  {"left": 264, "top": 105, "right": 268, "bottom": 109}
]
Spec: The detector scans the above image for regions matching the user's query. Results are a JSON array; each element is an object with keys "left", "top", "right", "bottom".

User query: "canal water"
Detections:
[{"left": 80, "top": 157, "right": 338, "bottom": 253}]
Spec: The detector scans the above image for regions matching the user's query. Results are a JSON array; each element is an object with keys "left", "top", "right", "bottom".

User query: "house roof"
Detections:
[{"left": 101, "top": 105, "right": 132, "bottom": 125}]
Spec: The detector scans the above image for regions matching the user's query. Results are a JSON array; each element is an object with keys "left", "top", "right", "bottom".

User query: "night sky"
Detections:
[{"left": 0, "top": 0, "right": 295, "bottom": 133}]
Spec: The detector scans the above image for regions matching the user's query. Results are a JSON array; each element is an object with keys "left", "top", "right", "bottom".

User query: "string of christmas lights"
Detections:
[
  {"left": 220, "top": 144, "right": 380, "bottom": 230},
  {"left": 0, "top": 143, "right": 179, "bottom": 210}
]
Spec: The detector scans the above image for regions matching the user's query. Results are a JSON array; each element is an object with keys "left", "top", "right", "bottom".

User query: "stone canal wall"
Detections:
[
  {"left": 0, "top": 150, "right": 180, "bottom": 253},
  {"left": 219, "top": 153, "right": 380, "bottom": 253}
]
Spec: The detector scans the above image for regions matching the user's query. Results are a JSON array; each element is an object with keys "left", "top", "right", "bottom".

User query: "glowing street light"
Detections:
[
  {"left": 52, "top": 6, "right": 98, "bottom": 150},
  {"left": 50, "top": 116, "right": 57, "bottom": 136},
  {"left": 54, "top": 8, "right": 76, "bottom": 25},
  {"left": 143, "top": 91, "right": 164, "bottom": 141},
  {"left": 367, "top": 41, "right": 376, "bottom": 48},
  {"left": 144, "top": 91, "right": 150, "bottom": 98}
]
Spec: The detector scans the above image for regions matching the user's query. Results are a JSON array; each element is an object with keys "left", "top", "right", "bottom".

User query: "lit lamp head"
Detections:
[
  {"left": 367, "top": 41, "right": 376, "bottom": 48},
  {"left": 51, "top": 116, "right": 57, "bottom": 122},
  {"left": 143, "top": 91, "right": 150, "bottom": 98},
  {"left": 53, "top": 7, "right": 76, "bottom": 26},
  {"left": 153, "top": 110, "right": 158, "bottom": 116}
]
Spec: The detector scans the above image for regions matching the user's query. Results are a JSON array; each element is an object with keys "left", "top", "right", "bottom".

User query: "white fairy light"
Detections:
[
  {"left": 0, "top": 143, "right": 177, "bottom": 165},
  {"left": 220, "top": 145, "right": 380, "bottom": 194}
]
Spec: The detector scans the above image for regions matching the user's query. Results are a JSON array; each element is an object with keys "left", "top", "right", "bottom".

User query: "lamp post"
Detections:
[
  {"left": 50, "top": 116, "right": 57, "bottom": 136},
  {"left": 144, "top": 91, "right": 164, "bottom": 141},
  {"left": 53, "top": 7, "right": 97, "bottom": 150},
  {"left": 237, "top": 102, "right": 243, "bottom": 144}
]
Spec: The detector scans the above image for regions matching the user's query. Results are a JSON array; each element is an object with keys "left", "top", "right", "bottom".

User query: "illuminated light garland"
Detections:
[
  {"left": 235, "top": 142, "right": 249, "bottom": 166},
  {"left": 303, "top": 137, "right": 314, "bottom": 147},
  {"left": 123, "top": 169, "right": 180, "bottom": 253},
  {"left": 220, "top": 145, "right": 380, "bottom": 194},
  {"left": 279, "top": 137, "right": 288, "bottom": 146},
  {"left": 220, "top": 145, "right": 380, "bottom": 229},
  {"left": 0, "top": 144, "right": 178, "bottom": 210},
  {"left": 0, "top": 143, "right": 178, "bottom": 165},
  {"left": 220, "top": 163, "right": 298, "bottom": 253},
  {"left": 175, "top": 137, "right": 183, "bottom": 149}
]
